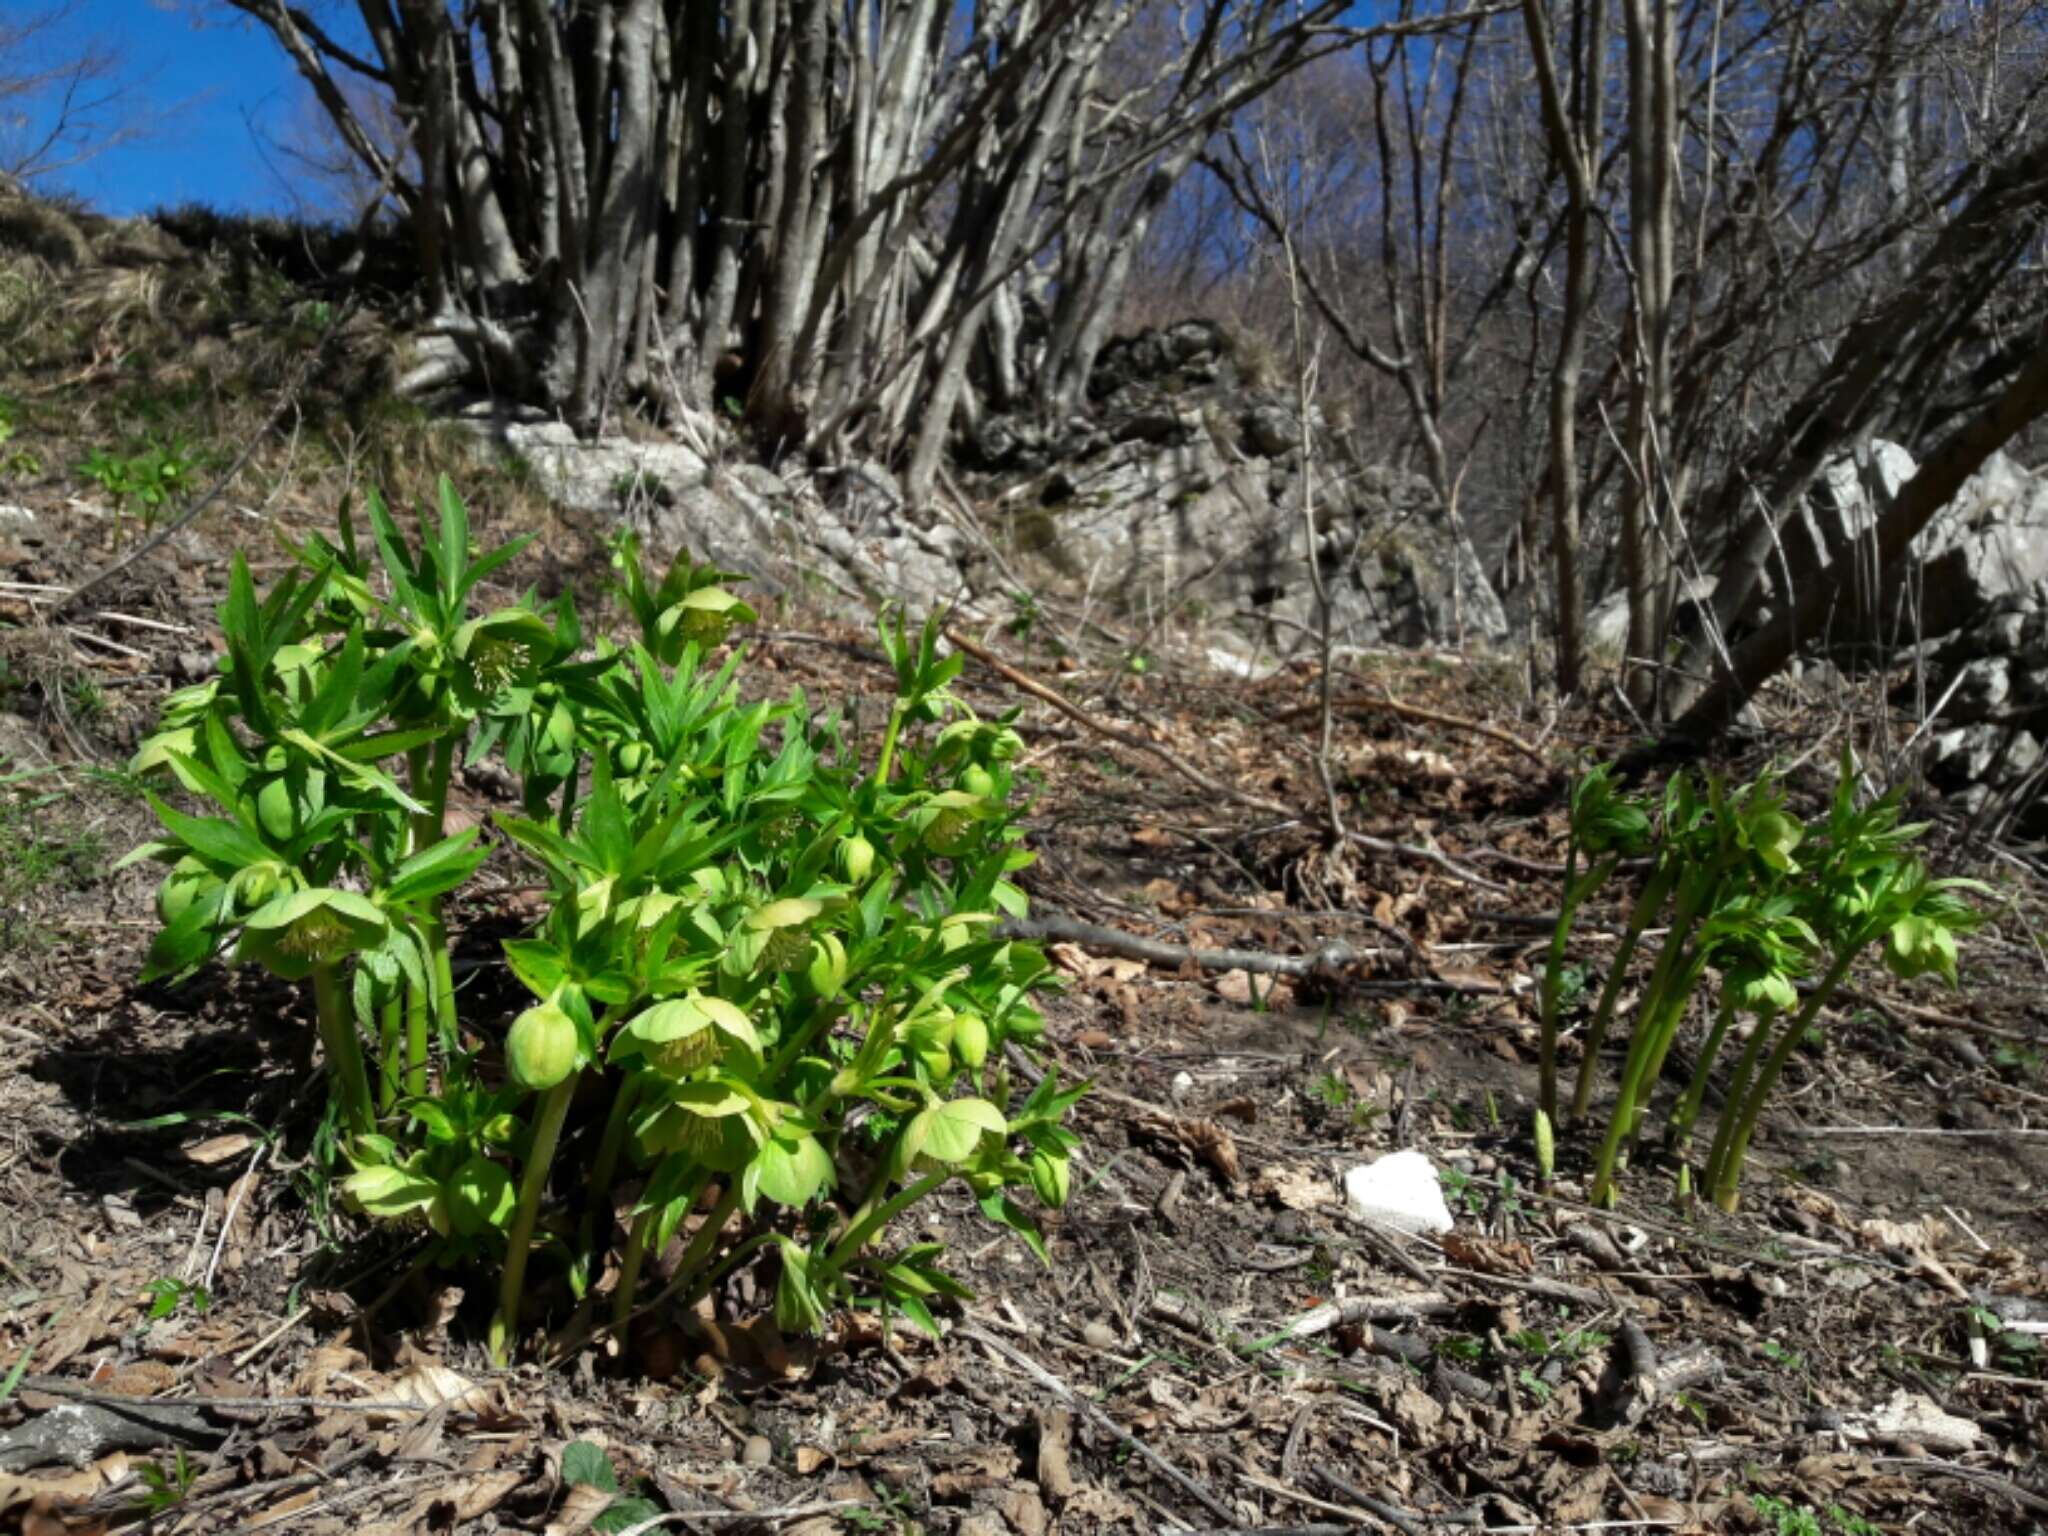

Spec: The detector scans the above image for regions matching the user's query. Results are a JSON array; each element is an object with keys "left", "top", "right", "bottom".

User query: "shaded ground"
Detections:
[{"left": 1, "top": 247, "right": 2046, "bottom": 1534}]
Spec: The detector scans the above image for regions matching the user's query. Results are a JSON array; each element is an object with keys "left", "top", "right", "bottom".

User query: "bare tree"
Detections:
[
  {"left": 224, "top": 0, "right": 1508, "bottom": 505},
  {"left": 0, "top": 4, "right": 150, "bottom": 184},
  {"left": 1519, "top": 0, "right": 1607, "bottom": 694}
]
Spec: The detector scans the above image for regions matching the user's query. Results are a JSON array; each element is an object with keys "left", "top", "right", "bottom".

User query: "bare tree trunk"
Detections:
[
  {"left": 1520, "top": 0, "right": 1606, "bottom": 695},
  {"left": 1619, "top": 0, "right": 1678, "bottom": 709}
]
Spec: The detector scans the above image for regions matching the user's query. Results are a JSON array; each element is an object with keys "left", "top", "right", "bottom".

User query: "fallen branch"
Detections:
[{"left": 1279, "top": 1291, "right": 1456, "bottom": 1341}]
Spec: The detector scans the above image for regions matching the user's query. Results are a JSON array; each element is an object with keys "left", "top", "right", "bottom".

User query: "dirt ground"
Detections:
[{"left": 2, "top": 487, "right": 2047, "bottom": 1536}]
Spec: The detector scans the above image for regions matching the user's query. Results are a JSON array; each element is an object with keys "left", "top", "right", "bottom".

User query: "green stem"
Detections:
[
  {"left": 1589, "top": 884, "right": 1709, "bottom": 1206},
  {"left": 1666, "top": 985, "right": 1739, "bottom": 1155},
  {"left": 491, "top": 1076, "right": 576, "bottom": 1366},
  {"left": 1711, "top": 950, "right": 1857, "bottom": 1213},
  {"left": 1571, "top": 862, "right": 1675, "bottom": 1122},
  {"left": 378, "top": 994, "right": 402, "bottom": 1112},
  {"left": 874, "top": 702, "right": 908, "bottom": 784},
  {"left": 1626, "top": 949, "right": 1711, "bottom": 1146},
  {"left": 1702, "top": 1002, "right": 1776, "bottom": 1199},
  {"left": 588, "top": 1074, "right": 642, "bottom": 1204},
  {"left": 312, "top": 963, "right": 376, "bottom": 1138},
  {"left": 405, "top": 973, "right": 431, "bottom": 1097},
  {"left": 612, "top": 1206, "right": 657, "bottom": 1333},
  {"left": 1538, "top": 836, "right": 1580, "bottom": 1129}
]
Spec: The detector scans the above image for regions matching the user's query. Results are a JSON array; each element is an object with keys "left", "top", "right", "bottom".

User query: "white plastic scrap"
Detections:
[{"left": 1342, "top": 1150, "right": 1454, "bottom": 1236}]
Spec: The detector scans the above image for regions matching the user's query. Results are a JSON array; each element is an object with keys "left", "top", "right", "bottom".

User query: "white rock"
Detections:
[
  {"left": 1169, "top": 1070, "right": 1196, "bottom": 1104},
  {"left": 1343, "top": 1150, "right": 1454, "bottom": 1236}
]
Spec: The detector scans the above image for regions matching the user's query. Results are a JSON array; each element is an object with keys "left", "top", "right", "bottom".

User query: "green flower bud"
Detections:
[
  {"left": 961, "top": 765, "right": 995, "bottom": 799},
  {"left": 1030, "top": 1150, "right": 1071, "bottom": 1208},
  {"left": 838, "top": 834, "right": 876, "bottom": 884},
  {"left": 615, "top": 740, "right": 650, "bottom": 774},
  {"left": 1533, "top": 1108, "right": 1555, "bottom": 1183},
  {"left": 803, "top": 932, "right": 848, "bottom": 999},
  {"left": 505, "top": 1002, "right": 579, "bottom": 1092},
  {"left": 1006, "top": 1006, "right": 1045, "bottom": 1044},
  {"left": 157, "top": 856, "right": 215, "bottom": 926},
  {"left": 255, "top": 777, "right": 298, "bottom": 842},
  {"left": 481, "top": 1113, "right": 521, "bottom": 1145},
  {"left": 952, "top": 1012, "right": 989, "bottom": 1069},
  {"left": 232, "top": 864, "right": 282, "bottom": 913}
]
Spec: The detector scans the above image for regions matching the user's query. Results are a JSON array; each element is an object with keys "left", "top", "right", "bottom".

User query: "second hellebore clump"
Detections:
[
  {"left": 1539, "top": 755, "right": 1983, "bottom": 1212},
  {"left": 125, "top": 479, "right": 1081, "bottom": 1363}
]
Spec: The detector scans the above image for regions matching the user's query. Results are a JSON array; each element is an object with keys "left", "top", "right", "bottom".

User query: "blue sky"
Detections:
[{"left": 25, "top": 2, "right": 331, "bottom": 217}]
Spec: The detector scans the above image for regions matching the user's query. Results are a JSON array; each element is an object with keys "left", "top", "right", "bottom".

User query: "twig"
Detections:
[
  {"left": 203, "top": 1137, "right": 272, "bottom": 1293},
  {"left": 1869, "top": 1457, "right": 2048, "bottom": 1517},
  {"left": 955, "top": 1322, "right": 1238, "bottom": 1524},
  {"left": 1272, "top": 688, "right": 1550, "bottom": 767},
  {"left": 1279, "top": 1292, "right": 1455, "bottom": 1341},
  {"left": 1787, "top": 1125, "right": 2048, "bottom": 1140},
  {"left": 615, "top": 1504, "right": 865, "bottom": 1534},
  {"left": 16, "top": 1376, "right": 466, "bottom": 1413}
]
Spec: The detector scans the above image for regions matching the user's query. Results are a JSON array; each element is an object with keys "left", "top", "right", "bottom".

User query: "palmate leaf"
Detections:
[
  {"left": 742, "top": 1130, "right": 836, "bottom": 1211},
  {"left": 344, "top": 1162, "right": 438, "bottom": 1219},
  {"left": 899, "top": 1096, "right": 1006, "bottom": 1171}
]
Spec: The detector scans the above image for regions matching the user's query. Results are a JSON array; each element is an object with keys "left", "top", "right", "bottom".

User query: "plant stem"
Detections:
[
  {"left": 311, "top": 963, "right": 375, "bottom": 1138},
  {"left": 1588, "top": 881, "right": 1709, "bottom": 1205},
  {"left": 1571, "top": 862, "right": 1674, "bottom": 1122},
  {"left": 612, "top": 1207, "right": 656, "bottom": 1333},
  {"left": 1667, "top": 985, "right": 1739, "bottom": 1155},
  {"left": 491, "top": 1076, "right": 576, "bottom": 1366},
  {"left": 826, "top": 1169, "right": 948, "bottom": 1274},
  {"left": 1626, "top": 948, "right": 1711, "bottom": 1146},
  {"left": 588, "top": 1074, "right": 642, "bottom": 1204},
  {"left": 1701, "top": 1002, "right": 1775, "bottom": 1198},
  {"left": 405, "top": 974, "right": 431, "bottom": 1098},
  {"left": 1538, "top": 834, "right": 1580, "bottom": 1128},
  {"left": 612, "top": 1165, "right": 712, "bottom": 1331},
  {"left": 1710, "top": 949, "right": 1857, "bottom": 1213},
  {"left": 875, "top": 702, "right": 908, "bottom": 784},
  {"left": 378, "top": 994, "right": 402, "bottom": 1112}
]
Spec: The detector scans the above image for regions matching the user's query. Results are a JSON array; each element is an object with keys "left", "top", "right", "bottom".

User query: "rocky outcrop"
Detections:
[
  {"left": 461, "top": 319, "right": 1507, "bottom": 660},
  {"left": 964, "top": 318, "right": 1507, "bottom": 653},
  {"left": 462, "top": 408, "right": 977, "bottom": 614},
  {"left": 1803, "top": 444, "right": 2048, "bottom": 816}
]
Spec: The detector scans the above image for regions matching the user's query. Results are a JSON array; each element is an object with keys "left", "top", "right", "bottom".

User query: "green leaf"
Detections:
[
  {"left": 146, "top": 794, "right": 272, "bottom": 871},
  {"left": 560, "top": 1441, "right": 617, "bottom": 1493},
  {"left": 744, "top": 1132, "right": 836, "bottom": 1210},
  {"left": 344, "top": 1163, "right": 438, "bottom": 1218},
  {"left": 383, "top": 830, "right": 488, "bottom": 904},
  {"left": 902, "top": 1097, "right": 1007, "bottom": 1168},
  {"left": 594, "top": 1498, "right": 661, "bottom": 1535}
]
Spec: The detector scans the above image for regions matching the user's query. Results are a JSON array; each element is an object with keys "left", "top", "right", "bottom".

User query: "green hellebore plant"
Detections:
[{"left": 129, "top": 493, "right": 1082, "bottom": 1370}]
